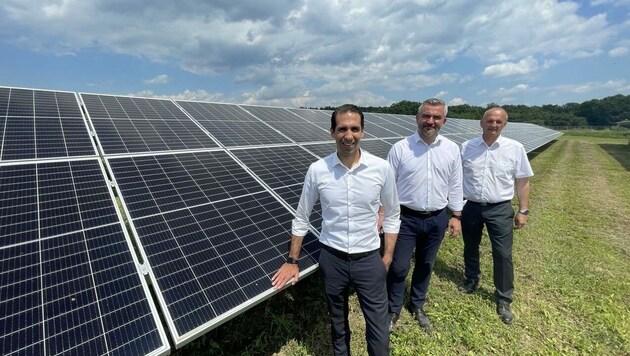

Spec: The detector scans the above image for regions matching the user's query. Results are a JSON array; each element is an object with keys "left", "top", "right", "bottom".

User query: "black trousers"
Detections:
[
  {"left": 387, "top": 208, "right": 448, "bottom": 314},
  {"left": 461, "top": 200, "right": 514, "bottom": 303},
  {"left": 318, "top": 246, "right": 389, "bottom": 356}
]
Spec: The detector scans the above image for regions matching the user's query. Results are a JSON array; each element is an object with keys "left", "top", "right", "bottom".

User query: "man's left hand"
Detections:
[{"left": 514, "top": 213, "right": 528, "bottom": 229}]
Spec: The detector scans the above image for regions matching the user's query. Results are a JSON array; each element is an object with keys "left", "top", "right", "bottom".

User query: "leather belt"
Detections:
[
  {"left": 466, "top": 200, "right": 511, "bottom": 207},
  {"left": 400, "top": 205, "right": 444, "bottom": 218},
  {"left": 321, "top": 244, "right": 378, "bottom": 261}
]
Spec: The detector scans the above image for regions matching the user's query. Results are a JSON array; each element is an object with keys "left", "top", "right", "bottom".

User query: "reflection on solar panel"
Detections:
[
  {"left": 0, "top": 159, "right": 168, "bottom": 356},
  {"left": 106, "top": 151, "right": 320, "bottom": 346},
  {"left": 176, "top": 101, "right": 292, "bottom": 147},
  {"left": 0, "top": 87, "right": 96, "bottom": 161},
  {"left": 81, "top": 94, "right": 218, "bottom": 155}
]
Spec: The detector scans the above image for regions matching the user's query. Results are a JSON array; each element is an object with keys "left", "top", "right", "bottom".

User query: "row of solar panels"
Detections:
[{"left": 0, "top": 85, "right": 562, "bottom": 355}]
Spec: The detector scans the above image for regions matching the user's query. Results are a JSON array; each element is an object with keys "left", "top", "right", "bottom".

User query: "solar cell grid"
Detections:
[
  {"left": 108, "top": 151, "right": 267, "bottom": 220},
  {"left": 360, "top": 139, "right": 394, "bottom": 159},
  {"left": 231, "top": 146, "right": 318, "bottom": 189},
  {"left": 288, "top": 108, "right": 332, "bottom": 123},
  {"left": 0, "top": 88, "right": 96, "bottom": 161},
  {"left": 5, "top": 88, "right": 34, "bottom": 117},
  {"left": 108, "top": 151, "right": 320, "bottom": 344},
  {"left": 82, "top": 94, "right": 218, "bottom": 155},
  {"left": 0, "top": 159, "right": 168, "bottom": 356},
  {"left": 241, "top": 106, "right": 331, "bottom": 142},
  {"left": 178, "top": 101, "right": 258, "bottom": 122},
  {"left": 241, "top": 105, "right": 306, "bottom": 122},
  {"left": 271, "top": 122, "right": 332, "bottom": 142},
  {"left": 300, "top": 142, "right": 337, "bottom": 158},
  {"left": 231, "top": 146, "right": 324, "bottom": 229},
  {"left": 190, "top": 118, "right": 291, "bottom": 147}
]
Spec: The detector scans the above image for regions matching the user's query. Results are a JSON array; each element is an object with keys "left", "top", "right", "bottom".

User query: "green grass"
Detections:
[{"left": 173, "top": 133, "right": 630, "bottom": 355}]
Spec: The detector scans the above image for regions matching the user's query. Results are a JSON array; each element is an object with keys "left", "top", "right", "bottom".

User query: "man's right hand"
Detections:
[{"left": 271, "top": 263, "right": 299, "bottom": 289}]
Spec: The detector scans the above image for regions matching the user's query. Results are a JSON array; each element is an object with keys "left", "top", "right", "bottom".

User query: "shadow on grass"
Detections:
[
  {"left": 599, "top": 143, "right": 630, "bottom": 171},
  {"left": 173, "top": 273, "right": 331, "bottom": 356},
  {"left": 527, "top": 139, "right": 558, "bottom": 161},
  {"left": 433, "top": 258, "right": 496, "bottom": 304}
]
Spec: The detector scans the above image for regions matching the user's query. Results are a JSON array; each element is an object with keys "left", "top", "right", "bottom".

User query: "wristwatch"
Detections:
[
  {"left": 450, "top": 214, "right": 462, "bottom": 221},
  {"left": 518, "top": 209, "right": 529, "bottom": 216},
  {"left": 286, "top": 257, "right": 299, "bottom": 265}
]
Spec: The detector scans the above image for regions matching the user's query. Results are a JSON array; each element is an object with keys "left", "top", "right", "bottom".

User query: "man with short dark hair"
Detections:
[
  {"left": 458, "top": 106, "right": 533, "bottom": 324},
  {"left": 272, "top": 104, "right": 400, "bottom": 356},
  {"left": 386, "top": 98, "right": 463, "bottom": 332}
]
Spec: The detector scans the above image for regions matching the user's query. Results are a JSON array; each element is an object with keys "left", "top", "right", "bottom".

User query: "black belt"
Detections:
[
  {"left": 321, "top": 244, "right": 378, "bottom": 261},
  {"left": 400, "top": 205, "right": 444, "bottom": 218},
  {"left": 466, "top": 200, "right": 511, "bottom": 207}
]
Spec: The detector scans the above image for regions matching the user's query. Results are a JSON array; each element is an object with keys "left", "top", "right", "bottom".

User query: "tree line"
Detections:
[{"left": 319, "top": 94, "right": 630, "bottom": 128}]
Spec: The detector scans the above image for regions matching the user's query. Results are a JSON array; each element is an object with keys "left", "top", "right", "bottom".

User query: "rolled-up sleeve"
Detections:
[{"left": 380, "top": 164, "right": 401, "bottom": 234}]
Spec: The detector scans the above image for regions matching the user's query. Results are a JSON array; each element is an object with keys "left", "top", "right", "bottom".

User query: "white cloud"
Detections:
[
  {"left": 609, "top": 47, "right": 629, "bottom": 57},
  {"left": 495, "top": 84, "right": 530, "bottom": 96},
  {"left": 483, "top": 57, "right": 538, "bottom": 77},
  {"left": 144, "top": 74, "right": 169, "bottom": 85},
  {"left": 131, "top": 89, "right": 231, "bottom": 103},
  {"left": 590, "top": 0, "right": 630, "bottom": 6},
  {"left": 449, "top": 97, "right": 466, "bottom": 106},
  {"left": 0, "top": 0, "right": 627, "bottom": 107}
]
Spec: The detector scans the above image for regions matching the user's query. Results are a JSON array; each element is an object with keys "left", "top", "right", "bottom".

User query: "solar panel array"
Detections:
[
  {"left": 1, "top": 85, "right": 562, "bottom": 354},
  {"left": 0, "top": 86, "right": 169, "bottom": 356}
]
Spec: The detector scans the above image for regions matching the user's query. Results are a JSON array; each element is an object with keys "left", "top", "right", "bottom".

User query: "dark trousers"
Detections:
[
  {"left": 318, "top": 246, "right": 389, "bottom": 356},
  {"left": 387, "top": 208, "right": 448, "bottom": 314},
  {"left": 461, "top": 200, "right": 514, "bottom": 303}
]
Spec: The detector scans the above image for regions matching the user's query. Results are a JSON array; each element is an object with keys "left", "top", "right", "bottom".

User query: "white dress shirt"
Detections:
[
  {"left": 387, "top": 132, "right": 464, "bottom": 212},
  {"left": 292, "top": 149, "right": 401, "bottom": 254},
  {"left": 461, "top": 135, "right": 534, "bottom": 203}
]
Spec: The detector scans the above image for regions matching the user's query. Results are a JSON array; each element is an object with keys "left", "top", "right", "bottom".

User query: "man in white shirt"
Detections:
[
  {"left": 386, "top": 98, "right": 463, "bottom": 332},
  {"left": 459, "top": 107, "right": 533, "bottom": 324},
  {"left": 272, "top": 104, "right": 401, "bottom": 356}
]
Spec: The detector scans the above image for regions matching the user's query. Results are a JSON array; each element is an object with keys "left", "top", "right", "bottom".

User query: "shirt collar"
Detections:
[
  {"left": 332, "top": 148, "right": 367, "bottom": 170},
  {"left": 478, "top": 134, "right": 504, "bottom": 148},
  {"left": 413, "top": 131, "right": 443, "bottom": 146}
]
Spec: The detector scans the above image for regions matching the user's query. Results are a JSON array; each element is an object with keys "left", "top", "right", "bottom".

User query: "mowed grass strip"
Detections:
[{"left": 174, "top": 134, "right": 629, "bottom": 355}]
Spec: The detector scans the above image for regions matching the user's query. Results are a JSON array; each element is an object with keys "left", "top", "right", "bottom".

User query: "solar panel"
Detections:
[
  {"left": 242, "top": 105, "right": 331, "bottom": 143},
  {"left": 359, "top": 139, "right": 395, "bottom": 159},
  {"left": 0, "top": 87, "right": 96, "bottom": 162},
  {"left": 364, "top": 113, "right": 413, "bottom": 137},
  {"left": 230, "top": 145, "right": 324, "bottom": 229},
  {"left": 106, "top": 151, "right": 320, "bottom": 347},
  {"left": 0, "top": 159, "right": 169, "bottom": 356},
  {"left": 81, "top": 94, "right": 218, "bottom": 155},
  {"left": 300, "top": 142, "right": 338, "bottom": 159},
  {"left": 176, "top": 101, "right": 292, "bottom": 147}
]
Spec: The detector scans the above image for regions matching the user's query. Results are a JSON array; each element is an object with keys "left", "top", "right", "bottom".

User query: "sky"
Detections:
[{"left": 0, "top": 0, "right": 629, "bottom": 109}]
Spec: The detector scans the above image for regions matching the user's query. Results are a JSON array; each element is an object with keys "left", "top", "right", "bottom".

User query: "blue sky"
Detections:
[{"left": 0, "top": 0, "right": 628, "bottom": 108}]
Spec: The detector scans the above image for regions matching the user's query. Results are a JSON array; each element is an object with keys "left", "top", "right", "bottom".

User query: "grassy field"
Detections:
[{"left": 173, "top": 132, "right": 630, "bottom": 355}]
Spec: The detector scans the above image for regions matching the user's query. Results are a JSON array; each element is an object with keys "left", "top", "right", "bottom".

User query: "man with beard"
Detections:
[
  {"left": 385, "top": 98, "right": 463, "bottom": 332},
  {"left": 272, "top": 104, "right": 400, "bottom": 356}
]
